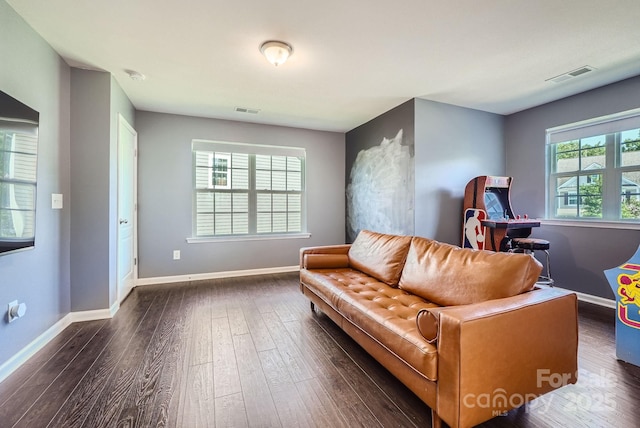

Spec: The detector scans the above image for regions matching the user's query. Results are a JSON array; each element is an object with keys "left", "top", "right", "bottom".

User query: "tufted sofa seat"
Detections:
[
  {"left": 301, "top": 268, "right": 440, "bottom": 379},
  {"left": 300, "top": 230, "right": 578, "bottom": 428}
]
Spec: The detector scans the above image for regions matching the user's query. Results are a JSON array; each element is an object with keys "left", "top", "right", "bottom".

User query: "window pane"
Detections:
[
  {"left": 0, "top": 208, "right": 35, "bottom": 238},
  {"left": 231, "top": 168, "right": 249, "bottom": 189},
  {"left": 213, "top": 172, "right": 228, "bottom": 188},
  {"left": 272, "top": 171, "right": 286, "bottom": 191},
  {"left": 621, "top": 129, "right": 640, "bottom": 167},
  {"left": 288, "top": 194, "right": 301, "bottom": 211},
  {"left": 273, "top": 212, "right": 287, "bottom": 232},
  {"left": 195, "top": 167, "right": 211, "bottom": 189},
  {"left": 577, "top": 173, "right": 602, "bottom": 218},
  {"left": 579, "top": 195, "right": 602, "bottom": 218},
  {"left": 195, "top": 151, "right": 210, "bottom": 167},
  {"left": 554, "top": 176, "right": 575, "bottom": 215},
  {"left": 214, "top": 214, "right": 232, "bottom": 234},
  {"left": 232, "top": 153, "right": 249, "bottom": 169},
  {"left": 257, "top": 212, "right": 271, "bottom": 233},
  {"left": 555, "top": 141, "right": 579, "bottom": 173},
  {"left": 555, "top": 195, "right": 577, "bottom": 217},
  {"left": 580, "top": 135, "right": 605, "bottom": 171},
  {"left": 256, "top": 170, "right": 271, "bottom": 190},
  {"left": 233, "top": 213, "right": 249, "bottom": 234},
  {"left": 214, "top": 193, "right": 231, "bottom": 212},
  {"left": 621, "top": 171, "right": 640, "bottom": 219},
  {"left": 196, "top": 213, "right": 214, "bottom": 235},
  {"left": 233, "top": 193, "right": 248, "bottom": 212},
  {"left": 287, "top": 171, "right": 301, "bottom": 191},
  {"left": 256, "top": 155, "right": 271, "bottom": 170},
  {"left": 196, "top": 192, "right": 213, "bottom": 212},
  {"left": 272, "top": 156, "right": 286, "bottom": 171},
  {"left": 273, "top": 194, "right": 286, "bottom": 211},
  {"left": 0, "top": 182, "right": 35, "bottom": 210},
  {"left": 257, "top": 194, "right": 271, "bottom": 212},
  {"left": 287, "top": 156, "right": 302, "bottom": 171},
  {"left": 6, "top": 152, "right": 37, "bottom": 181},
  {"left": 288, "top": 213, "right": 301, "bottom": 232}
]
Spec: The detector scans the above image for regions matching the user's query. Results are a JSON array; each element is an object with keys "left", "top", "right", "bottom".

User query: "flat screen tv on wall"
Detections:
[{"left": 0, "top": 90, "right": 39, "bottom": 255}]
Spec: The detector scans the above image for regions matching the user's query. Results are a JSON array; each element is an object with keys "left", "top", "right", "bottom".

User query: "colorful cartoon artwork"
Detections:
[
  {"left": 463, "top": 208, "right": 486, "bottom": 250},
  {"left": 604, "top": 248, "right": 640, "bottom": 367},
  {"left": 616, "top": 266, "right": 640, "bottom": 329}
]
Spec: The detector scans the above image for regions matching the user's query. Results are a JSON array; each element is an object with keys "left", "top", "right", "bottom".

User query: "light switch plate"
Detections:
[{"left": 52, "top": 193, "right": 63, "bottom": 209}]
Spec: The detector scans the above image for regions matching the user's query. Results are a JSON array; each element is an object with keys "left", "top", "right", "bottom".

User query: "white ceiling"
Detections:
[{"left": 7, "top": 0, "right": 640, "bottom": 132}]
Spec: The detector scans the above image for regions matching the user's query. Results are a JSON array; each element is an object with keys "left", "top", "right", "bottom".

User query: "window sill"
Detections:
[
  {"left": 187, "top": 232, "right": 312, "bottom": 244},
  {"left": 541, "top": 219, "right": 640, "bottom": 230}
]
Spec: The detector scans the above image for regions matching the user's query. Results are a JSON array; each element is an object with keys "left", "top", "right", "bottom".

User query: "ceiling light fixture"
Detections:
[{"left": 259, "top": 41, "right": 293, "bottom": 67}]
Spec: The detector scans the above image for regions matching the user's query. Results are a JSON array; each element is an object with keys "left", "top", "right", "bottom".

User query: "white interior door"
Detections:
[{"left": 117, "top": 115, "right": 137, "bottom": 303}]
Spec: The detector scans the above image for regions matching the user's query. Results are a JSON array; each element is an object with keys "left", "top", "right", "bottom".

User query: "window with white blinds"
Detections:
[{"left": 192, "top": 140, "right": 306, "bottom": 238}]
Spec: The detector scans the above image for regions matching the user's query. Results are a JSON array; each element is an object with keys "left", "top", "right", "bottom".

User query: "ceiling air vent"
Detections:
[
  {"left": 235, "top": 107, "right": 260, "bottom": 114},
  {"left": 547, "top": 66, "right": 596, "bottom": 83}
]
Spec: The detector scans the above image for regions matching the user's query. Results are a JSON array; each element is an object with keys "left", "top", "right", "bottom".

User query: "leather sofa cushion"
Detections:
[
  {"left": 303, "top": 254, "right": 350, "bottom": 269},
  {"left": 300, "top": 267, "right": 439, "bottom": 380},
  {"left": 348, "top": 230, "right": 412, "bottom": 286},
  {"left": 399, "top": 237, "right": 542, "bottom": 306}
]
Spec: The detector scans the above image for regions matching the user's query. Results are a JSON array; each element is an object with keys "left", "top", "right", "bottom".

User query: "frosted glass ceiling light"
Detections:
[{"left": 260, "top": 41, "right": 293, "bottom": 66}]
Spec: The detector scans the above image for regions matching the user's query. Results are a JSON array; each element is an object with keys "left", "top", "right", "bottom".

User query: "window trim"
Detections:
[{"left": 545, "top": 107, "right": 640, "bottom": 224}]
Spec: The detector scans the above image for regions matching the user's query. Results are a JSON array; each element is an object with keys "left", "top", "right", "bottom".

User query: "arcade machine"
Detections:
[{"left": 462, "top": 176, "right": 540, "bottom": 252}]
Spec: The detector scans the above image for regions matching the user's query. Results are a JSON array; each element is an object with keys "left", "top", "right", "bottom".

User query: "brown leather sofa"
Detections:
[{"left": 299, "top": 230, "right": 578, "bottom": 428}]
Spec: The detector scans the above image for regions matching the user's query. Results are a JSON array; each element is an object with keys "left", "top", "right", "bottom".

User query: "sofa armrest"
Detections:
[
  {"left": 299, "top": 244, "right": 351, "bottom": 269},
  {"left": 434, "top": 288, "right": 578, "bottom": 428}
]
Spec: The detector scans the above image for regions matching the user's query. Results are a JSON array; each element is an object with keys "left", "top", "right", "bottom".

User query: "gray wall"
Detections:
[
  {"left": 415, "top": 99, "right": 505, "bottom": 245},
  {"left": 69, "top": 70, "right": 134, "bottom": 310},
  {"left": 505, "top": 75, "right": 640, "bottom": 299},
  {"left": 135, "top": 111, "right": 345, "bottom": 278},
  {"left": 0, "top": 1, "right": 71, "bottom": 364},
  {"left": 69, "top": 70, "right": 111, "bottom": 311}
]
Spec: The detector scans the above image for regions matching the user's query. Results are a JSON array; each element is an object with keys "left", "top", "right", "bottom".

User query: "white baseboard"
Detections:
[
  {"left": 70, "top": 300, "right": 120, "bottom": 322},
  {"left": 555, "top": 287, "right": 616, "bottom": 309},
  {"left": 135, "top": 265, "right": 300, "bottom": 286},
  {"left": 0, "top": 313, "right": 72, "bottom": 383},
  {"left": 0, "top": 301, "right": 120, "bottom": 384}
]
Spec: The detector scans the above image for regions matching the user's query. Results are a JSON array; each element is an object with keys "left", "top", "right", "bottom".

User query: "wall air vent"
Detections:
[
  {"left": 235, "top": 107, "right": 260, "bottom": 114},
  {"left": 546, "top": 66, "right": 596, "bottom": 83}
]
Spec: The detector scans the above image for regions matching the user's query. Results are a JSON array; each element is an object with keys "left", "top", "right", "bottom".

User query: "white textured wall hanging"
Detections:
[{"left": 346, "top": 129, "right": 414, "bottom": 241}]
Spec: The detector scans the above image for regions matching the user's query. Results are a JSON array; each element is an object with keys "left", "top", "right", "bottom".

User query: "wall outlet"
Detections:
[
  {"left": 8, "top": 300, "right": 27, "bottom": 323},
  {"left": 173, "top": 250, "right": 180, "bottom": 260}
]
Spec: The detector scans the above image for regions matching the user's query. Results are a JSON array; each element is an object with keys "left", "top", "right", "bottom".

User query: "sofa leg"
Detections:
[
  {"left": 310, "top": 301, "right": 315, "bottom": 312},
  {"left": 431, "top": 408, "right": 442, "bottom": 428}
]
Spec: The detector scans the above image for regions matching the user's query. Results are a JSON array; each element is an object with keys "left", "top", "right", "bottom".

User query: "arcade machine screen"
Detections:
[{"left": 484, "top": 188, "right": 511, "bottom": 220}]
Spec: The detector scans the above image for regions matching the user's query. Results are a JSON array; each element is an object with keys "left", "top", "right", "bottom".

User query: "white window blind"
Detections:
[{"left": 192, "top": 140, "right": 306, "bottom": 237}]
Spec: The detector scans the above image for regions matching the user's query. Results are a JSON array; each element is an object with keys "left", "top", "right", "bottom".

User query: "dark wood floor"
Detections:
[{"left": 1, "top": 273, "right": 639, "bottom": 427}]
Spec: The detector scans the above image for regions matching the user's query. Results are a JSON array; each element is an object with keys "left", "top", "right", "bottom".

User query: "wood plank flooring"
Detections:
[{"left": 1, "top": 272, "right": 639, "bottom": 427}]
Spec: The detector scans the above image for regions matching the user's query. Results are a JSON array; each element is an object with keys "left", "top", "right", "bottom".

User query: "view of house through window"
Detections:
[
  {"left": 192, "top": 140, "right": 305, "bottom": 237},
  {"left": 547, "top": 109, "right": 640, "bottom": 222}
]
